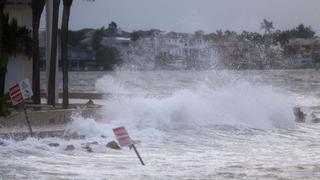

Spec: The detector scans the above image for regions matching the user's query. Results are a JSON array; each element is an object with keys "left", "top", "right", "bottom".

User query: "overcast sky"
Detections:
[{"left": 64, "top": 0, "right": 320, "bottom": 34}]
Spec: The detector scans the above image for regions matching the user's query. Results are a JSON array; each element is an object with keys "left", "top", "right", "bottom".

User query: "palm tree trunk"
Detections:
[
  {"left": 0, "top": 0, "right": 6, "bottom": 97},
  {"left": 31, "top": 0, "right": 46, "bottom": 104},
  {"left": 61, "top": 0, "right": 73, "bottom": 109},
  {"left": 47, "top": 0, "right": 60, "bottom": 106}
]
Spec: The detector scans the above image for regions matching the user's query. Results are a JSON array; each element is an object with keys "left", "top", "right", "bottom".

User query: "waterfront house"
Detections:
[
  {"left": 58, "top": 45, "right": 96, "bottom": 71},
  {"left": 101, "top": 36, "right": 131, "bottom": 50},
  {"left": 285, "top": 38, "right": 320, "bottom": 68},
  {"left": 39, "top": 31, "right": 96, "bottom": 71},
  {"left": 153, "top": 32, "right": 217, "bottom": 69}
]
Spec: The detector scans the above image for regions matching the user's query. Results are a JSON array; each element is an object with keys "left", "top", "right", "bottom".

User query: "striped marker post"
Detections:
[
  {"left": 9, "top": 80, "right": 33, "bottom": 137},
  {"left": 113, "top": 126, "right": 145, "bottom": 166}
]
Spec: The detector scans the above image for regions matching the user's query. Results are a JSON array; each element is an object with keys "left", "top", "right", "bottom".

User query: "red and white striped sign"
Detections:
[
  {"left": 113, "top": 126, "right": 133, "bottom": 147},
  {"left": 9, "top": 83, "right": 23, "bottom": 105},
  {"left": 19, "top": 79, "right": 33, "bottom": 100},
  {"left": 8, "top": 79, "right": 33, "bottom": 105}
]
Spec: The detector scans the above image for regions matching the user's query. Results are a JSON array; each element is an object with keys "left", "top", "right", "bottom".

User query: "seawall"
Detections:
[{"left": 0, "top": 107, "right": 101, "bottom": 140}]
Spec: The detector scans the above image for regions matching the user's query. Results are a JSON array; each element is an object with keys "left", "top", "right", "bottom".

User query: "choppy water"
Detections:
[{"left": 2, "top": 69, "right": 320, "bottom": 179}]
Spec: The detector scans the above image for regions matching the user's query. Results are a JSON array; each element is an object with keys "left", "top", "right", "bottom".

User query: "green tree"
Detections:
[
  {"left": 0, "top": 15, "right": 32, "bottom": 97},
  {"left": 107, "top": 21, "right": 117, "bottom": 37},
  {"left": 91, "top": 27, "right": 104, "bottom": 51},
  {"left": 96, "top": 47, "right": 120, "bottom": 70},
  {"left": 131, "top": 31, "right": 141, "bottom": 41},
  {"left": 292, "top": 24, "right": 315, "bottom": 38},
  {"left": 240, "top": 31, "right": 264, "bottom": 44},
  {"left": 194, "top": 30, "right": 205, "bottom": 38},
  {"left": 68, "top": 30, "right": 85, "bottom": 47},
  {"left": 273, "top": 24, "right": 316, "bottom": 46},
  {"left": 0, "top": 9, "right": 32, "bottom": 117},
  {"left": 107, "top": 21, "right": 117, "bottom": 47},
  {"left": 0, "top": 95, "right": 10, "bottom": 117}
]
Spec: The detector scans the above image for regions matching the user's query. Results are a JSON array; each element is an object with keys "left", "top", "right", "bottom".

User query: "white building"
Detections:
[
  {"left": 101, "top": 37, "right": 131, "bottom": 49},
  {"left": 123, "top": 32, "right": 218, "bottom": 70},
  {"left": 153, "top": 33, "right": 218, "bottom": 69}
]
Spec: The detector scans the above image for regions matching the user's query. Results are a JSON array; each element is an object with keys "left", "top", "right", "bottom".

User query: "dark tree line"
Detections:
[
  {"left": 44, "top": 19, "right": 318, "bottom": 72},
  {"left": 273, "top": 24, "right": 315, "bottom": 46},
  {"left": 91, "top": 22, "right": 121, "bottom": 70}
]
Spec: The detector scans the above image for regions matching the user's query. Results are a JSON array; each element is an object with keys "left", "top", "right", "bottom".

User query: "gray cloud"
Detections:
[{"left": 67, "top": 0, "right": 320, "bottom": 34}]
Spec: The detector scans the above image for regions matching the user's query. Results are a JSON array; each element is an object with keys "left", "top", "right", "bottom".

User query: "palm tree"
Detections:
[
  {"left": 0, "top": 0, "right": 6, "bottom": 97},
  {"left": 108, "top": 21, "right": 117, "bottom": 47},
  {"left": 0, "top": 2, "right": 32, "bottom": 97},
  {"left": 31, "top": 0, "right": 46, "bottom": 104},
  {"left": 47, "top": 0, "right": 60, "bottom": 106},
  {"left": 61, "top": 0, "right": 73, "bottom": 109},
  {"left": 260, "top": 19, "right": 274, "bottom": 34}
]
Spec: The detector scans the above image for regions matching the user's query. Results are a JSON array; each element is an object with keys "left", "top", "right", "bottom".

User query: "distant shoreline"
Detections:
[{"left": 40, "top": 67, "right": 317, "bottom": 72}]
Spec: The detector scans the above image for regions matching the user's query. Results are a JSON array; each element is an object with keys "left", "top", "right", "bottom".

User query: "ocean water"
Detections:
[{"left": 1, "top": 69, "right": 320, "bottom": 179}]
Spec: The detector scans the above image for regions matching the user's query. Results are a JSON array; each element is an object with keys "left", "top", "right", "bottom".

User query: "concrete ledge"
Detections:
[
  {"left": 40, "top": 92, "right": 110, "bottom": 99},
  {"left": 0, "top": 107, "right": 103, "bottom": 140},
  {"left": 0, "top": 129, "right": 65, "bottom": 140},
  {"left": 0, "top": 107, "right": 101, "bottom": 130}
]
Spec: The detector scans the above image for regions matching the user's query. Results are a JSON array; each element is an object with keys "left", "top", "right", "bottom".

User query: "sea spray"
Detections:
[
  {"left": 2, "top": 70, "right": 320, "bottom": 179},
  {"left": 95, "top": 73, "right": 129, "bottom": 95},
  {"left": 92, "top": 71, "right": 295, "bottom": 133},
  {"left": 66, "top": 112, "right": 115, "bottom": 138}
]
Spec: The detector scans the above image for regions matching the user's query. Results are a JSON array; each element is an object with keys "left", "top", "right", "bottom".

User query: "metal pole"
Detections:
[
  {"left": 22, "top": 102, "right": 33, "bottom": 137},
  {"left": 131, "top": 144, "right": 145, "bottom": 166}
]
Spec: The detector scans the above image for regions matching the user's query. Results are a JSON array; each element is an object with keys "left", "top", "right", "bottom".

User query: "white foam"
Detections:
[
  {"left": 93, "top": 73, "right": 295, "bottom": 132},
  {"left": 95, "top": 74, "right": 129, "bottom": 94},
  {"left": 64, "top": 71, "right": 296, "bottom": 141},
  {"left": 66, "top": 113, "right": 114, "bottom": 138}
]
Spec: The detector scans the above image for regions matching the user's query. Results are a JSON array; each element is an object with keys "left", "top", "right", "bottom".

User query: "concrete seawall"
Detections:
[
  {"left": 0, "top": 107, "right": 101, "bottom": 140},
  {"left": 0, "top": 108, "right": 99, "bottom": 127},
  {"left": 40, "top": 92, "right": 110, "bottom": 99}
]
